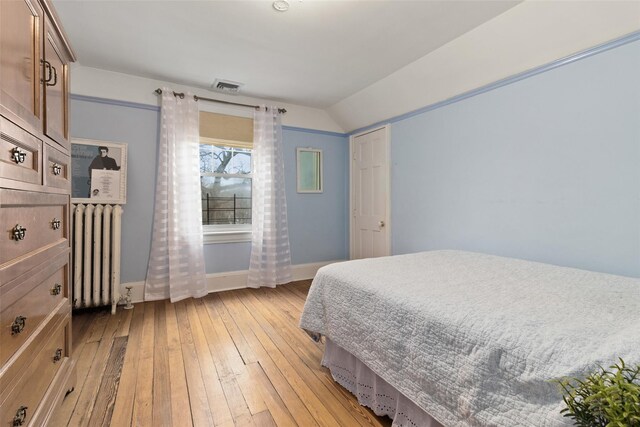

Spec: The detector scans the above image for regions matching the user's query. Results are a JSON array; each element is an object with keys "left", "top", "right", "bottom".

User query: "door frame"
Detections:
[{"left": 349, "top": 124, "right": 391, "bottom": 260}]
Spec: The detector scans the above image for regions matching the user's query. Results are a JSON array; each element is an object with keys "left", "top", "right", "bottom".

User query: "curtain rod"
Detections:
[{"left": 154, "top": 88, "right": 287, "bottom": 114}]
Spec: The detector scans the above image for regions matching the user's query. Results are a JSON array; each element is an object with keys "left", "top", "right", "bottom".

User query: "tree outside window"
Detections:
[{"left": 199, "top": 144, "right": 252, "bottom": 225}]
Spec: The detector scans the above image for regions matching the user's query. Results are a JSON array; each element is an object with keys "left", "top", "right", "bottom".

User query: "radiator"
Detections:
[{"left": 71, "top": 204, "right": 123, "bottom": 314}]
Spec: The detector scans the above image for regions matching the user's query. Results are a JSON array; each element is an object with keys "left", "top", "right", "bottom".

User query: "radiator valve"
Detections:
[{"left": 121, "top": 286, "right": 134, "bottom": 310}]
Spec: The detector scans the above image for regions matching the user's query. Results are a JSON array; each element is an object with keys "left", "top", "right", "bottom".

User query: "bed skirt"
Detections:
[{"left": 322, "top": 338, "right": 444, "bottom": 427}]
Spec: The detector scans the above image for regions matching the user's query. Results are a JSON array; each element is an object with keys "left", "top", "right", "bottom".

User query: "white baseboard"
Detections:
[{"left": 118, "top": 260, "right": 341, "bottom": 304}]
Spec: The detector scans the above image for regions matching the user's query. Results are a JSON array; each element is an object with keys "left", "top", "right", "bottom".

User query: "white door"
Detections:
[{"left": 350, "top": 126, "right": 390, "bottom": 259}]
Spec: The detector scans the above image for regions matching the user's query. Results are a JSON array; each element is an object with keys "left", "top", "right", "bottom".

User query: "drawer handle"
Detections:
[
  {"left": 52, "top": 218, "right": 61, "bottom": 230},
  {"left": 12, "top": 225, "right": 27, "bottom": 241},
  {"left": 11, "top": 316, "right": 26, "bottom": 335},
  {"left": 52, "top": 163, "right": 62, "bottom": 176},
  {"left": 53, "top": 348, "right": 63, "bottom": 363},
  {"left": 12, "top": 406, "right": 28, "bottom": 427},
  {"left": 48, "top": 65, "right": 58, "bottom": 87},
  {"left": 11, "top": 147, "right": 27, "bottom": 164},
  {"left": 51, "top": 283, "right": 62, "bottom": 295},
  {"left": 41, "top": 59, "right": 52, "bottom": 84}
]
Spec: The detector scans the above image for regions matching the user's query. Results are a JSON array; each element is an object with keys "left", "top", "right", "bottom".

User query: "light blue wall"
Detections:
[
  {"left": 70, "top": 99, "right": 159, "bottom": 285},
  {"left": 70, "top": 98, "right": 349, "bottom": 283},
  {"left": 390, "top": 40, "right": 640, "bottom": 277},
  {"left": 284, "top": 129, "right": 350, "bottom": 264}
]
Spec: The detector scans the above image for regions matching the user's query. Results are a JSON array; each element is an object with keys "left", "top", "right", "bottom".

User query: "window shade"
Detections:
[{"left": 199, "top": 111, "right": 253, "bottom": 149}]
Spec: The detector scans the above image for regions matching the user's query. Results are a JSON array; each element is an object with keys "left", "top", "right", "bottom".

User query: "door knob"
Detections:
[{"left": 379, "top": 220, "right": 385, "bottom": 228}]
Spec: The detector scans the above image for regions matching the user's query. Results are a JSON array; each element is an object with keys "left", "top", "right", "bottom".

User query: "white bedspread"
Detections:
[{"left": 299, "top": 250, "right": 640, "bottom": 427}]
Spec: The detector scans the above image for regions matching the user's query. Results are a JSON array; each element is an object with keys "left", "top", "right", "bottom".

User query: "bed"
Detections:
[{"left": 299, "top": 250, "right": 640, "bottom": 426}]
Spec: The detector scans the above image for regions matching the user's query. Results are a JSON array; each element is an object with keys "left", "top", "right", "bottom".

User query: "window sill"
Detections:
[{"left": 203, "top": 230, "right": 251, "bottom": 244}]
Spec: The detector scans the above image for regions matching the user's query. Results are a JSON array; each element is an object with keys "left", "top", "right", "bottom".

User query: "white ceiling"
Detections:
[{"left": 53, "top": 1, "right": 520, "bottom": 109}]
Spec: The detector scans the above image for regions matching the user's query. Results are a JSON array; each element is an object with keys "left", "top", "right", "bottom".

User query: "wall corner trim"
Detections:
[
  {"left": 348, "top": 30, "right": 640, "bottom": 136},
  {"left": 70, "top": 93, "right": 161, "bottom": 111},
  {"left": 70, "top": 94, "right": 349, "bottom": 137},
  {"left": 115, "top": 259, "right": 343, "bottom": 305},
  {"left": 282, "top": 125, "right": 348, "bottom": 138}
]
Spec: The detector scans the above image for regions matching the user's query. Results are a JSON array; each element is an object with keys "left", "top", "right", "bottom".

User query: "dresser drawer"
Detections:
[
  {"left": 43, "top": 142, "right": 70, "bottom": 191},
  {"left": 0, "top": 318, "right": 68, "bottom": 427},
  {"left": 0, "top": 252, "right": 68, "bottom": 367},
  {"left": 0, "top": 116, "right": 42, "bottom": 186},
  {"left": 0, "top": 189, "right": 68, "bottom": 268}
]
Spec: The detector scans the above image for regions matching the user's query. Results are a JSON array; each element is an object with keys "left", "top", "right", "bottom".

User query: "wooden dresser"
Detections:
[{"left": 0, "top": 0, "right": 76, "bottom": 425}]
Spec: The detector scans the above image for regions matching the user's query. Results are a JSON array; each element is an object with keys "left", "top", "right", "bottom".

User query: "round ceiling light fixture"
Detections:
[{"left": 273, "top": 0, "right": 289, "bottom": 12}]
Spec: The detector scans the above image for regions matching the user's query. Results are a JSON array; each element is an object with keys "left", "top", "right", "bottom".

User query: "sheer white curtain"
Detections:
[
  {"left": 247, "top": 106, "right": 292, "bottom": 288},
  {"left": 145, "top": 89, "right": 207, "bottom": 302}
]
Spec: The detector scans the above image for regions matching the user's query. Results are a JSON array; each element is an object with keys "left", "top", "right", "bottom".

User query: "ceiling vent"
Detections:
[{"left": 211, "top": 79, "right": 243, "bottom": 94}]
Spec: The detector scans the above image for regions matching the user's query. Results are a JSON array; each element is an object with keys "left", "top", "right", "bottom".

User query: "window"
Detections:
[
  {"left": 200, "top": 144, "right": 252, "bottom": 225},
  {"left": 199, "top": 111, "right": 253, "bottom": 243}
]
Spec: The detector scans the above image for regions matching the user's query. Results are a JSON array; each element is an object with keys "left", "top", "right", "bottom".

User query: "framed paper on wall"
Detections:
[{"left": 71, "top": 138, "right": 128, "bottom": 204}]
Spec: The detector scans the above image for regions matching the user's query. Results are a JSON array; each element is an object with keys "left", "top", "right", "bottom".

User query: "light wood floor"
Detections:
[{"left": 51, "top": 281, "right": 391, "bottom": 427}]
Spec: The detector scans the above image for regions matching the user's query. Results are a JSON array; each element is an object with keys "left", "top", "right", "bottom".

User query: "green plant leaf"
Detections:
[{"left": 555, "top": 359, "right": 640, "bottom": 427}]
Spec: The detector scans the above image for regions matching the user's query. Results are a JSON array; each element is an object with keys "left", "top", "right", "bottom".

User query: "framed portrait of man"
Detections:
[{"left": 71, "top": 139, "right": 128, "bottom": 204}]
